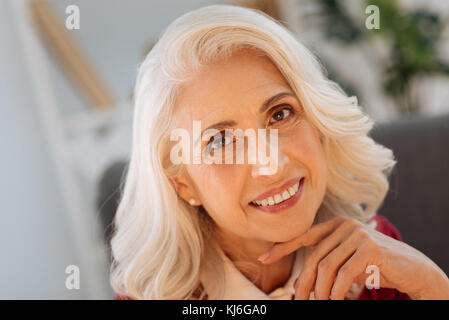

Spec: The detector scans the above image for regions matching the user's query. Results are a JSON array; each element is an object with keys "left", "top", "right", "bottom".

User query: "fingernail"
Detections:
[{"left": 257, "top": 252, "right": 270, "bottom": 263}]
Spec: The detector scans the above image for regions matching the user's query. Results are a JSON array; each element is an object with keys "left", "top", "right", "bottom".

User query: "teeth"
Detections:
[
  {"left": 252, "top": 179, "right": 302, "bottom": 207},
  {"left": 293, "top": 182, "right": 299, "bottom": 192},
  {"left": 282, "top": 190, "right": 291, "bottom": 201},
  {"left": 274, "top": 194, "right": 283, "bottom": 204},
  {"left": 288, "top": 186, "right": 295, "bottom": 196}
]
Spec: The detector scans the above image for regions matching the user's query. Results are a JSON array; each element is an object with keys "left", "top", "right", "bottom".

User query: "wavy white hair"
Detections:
[{"left": 110, "top": 4, "right": 396, "bottom": 300}]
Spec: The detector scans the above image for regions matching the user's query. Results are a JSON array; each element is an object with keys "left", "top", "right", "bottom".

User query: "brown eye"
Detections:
[{"left": 269, "top": 107, "right": 291, "bottom": 124}]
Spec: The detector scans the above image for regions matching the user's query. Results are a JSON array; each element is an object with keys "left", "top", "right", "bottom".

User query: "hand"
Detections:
[{"left": 257, "top": 216, "right": 449, "bottom": 300}]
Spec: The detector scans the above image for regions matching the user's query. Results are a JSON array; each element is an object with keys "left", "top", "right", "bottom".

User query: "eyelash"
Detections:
[
  {"left": 205, "top": 131, "right": 234, "bottom": 153},
  {"left": 205, "top": 104, "right": 295, "bottom": 151},
  {"left": 268, "top": 104, "right": 294, "bottom": 125}
]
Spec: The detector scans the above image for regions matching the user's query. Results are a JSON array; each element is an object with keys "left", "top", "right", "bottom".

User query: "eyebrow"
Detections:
[
  {"left": 196, "top": 91, "right": 296, "bottom": 146},
  {"left": 259, "top": 91, "right": 296, "bottom": 113}
]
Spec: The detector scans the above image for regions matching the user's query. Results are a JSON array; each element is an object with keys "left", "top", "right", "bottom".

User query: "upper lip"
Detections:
[{"left": 250, "top": 176, "right": 303, "bottom": 203}]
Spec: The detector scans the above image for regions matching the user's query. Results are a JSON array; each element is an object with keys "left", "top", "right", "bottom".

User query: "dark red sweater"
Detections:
[{"left": 114, "top": 214, "right": 411, "bottom": 300}]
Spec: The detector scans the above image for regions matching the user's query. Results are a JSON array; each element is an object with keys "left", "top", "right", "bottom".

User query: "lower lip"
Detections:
[{"left": 249, "top": 177, "right": 305, "bottom": 214}]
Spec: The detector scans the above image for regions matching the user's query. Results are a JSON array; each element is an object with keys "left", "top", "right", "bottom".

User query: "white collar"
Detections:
[{"left": 201, "top": 246, "right": 310, "bottom": 300}]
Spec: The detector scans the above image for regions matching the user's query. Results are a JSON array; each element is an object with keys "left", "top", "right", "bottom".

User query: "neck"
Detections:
[
  {"left": 217, "top": 230, "right": 296, "bottom": 294},
  {"left": 254, "top": 253, "right": 296, "bottom": 294}
]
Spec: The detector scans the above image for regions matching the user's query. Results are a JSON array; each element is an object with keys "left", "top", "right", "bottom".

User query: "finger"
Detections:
[
  {"left": 293, "top": 276, "right": 307, "bottom": 300},
  {"left": 294, "top": 250, "right": 316, "bottom": 300},
  {"left": 261, "top": 216, "right": 348, "bottom": 264},
  {"left": 314, "top": 236, "right": 359, "bottom": 300},
  {"left": 294, "top": 220, "right": 357, "bottom": 300},
  {"left": 330, "top": 250, "right": 367, "bottom": 300}
]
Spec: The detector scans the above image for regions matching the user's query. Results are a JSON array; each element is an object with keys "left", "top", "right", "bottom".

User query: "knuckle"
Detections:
[
  {"left": 364, "top": 238, "right": 381, "bottom": 254},
  {"left": 337, "top": 218, "right": 359, "bottom": 235},
  {"left": 318, "top": 259, "right": 331, "bottom": 274},
  {"left": 352, "top": 226, "right": 368, "bottom": 240},
  {"left": 305, "top": 248, "right": 316, "bottom": 261},
  {"left": 337, "top": 216, "right": 349, "bottom": 223},
  {"left": 303, "top": 259, "right": 315, "bottom": 274},
  {"left": 337, "top": 265, "right": 351, "bottom": 280},
  {"left": 343, "top": 217, "right": 362, "bottom": 229}
]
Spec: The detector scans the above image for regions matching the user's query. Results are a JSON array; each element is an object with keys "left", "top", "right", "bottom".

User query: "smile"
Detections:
[{"left": 249, "top": 177, "right": 305, "bottom": 214}]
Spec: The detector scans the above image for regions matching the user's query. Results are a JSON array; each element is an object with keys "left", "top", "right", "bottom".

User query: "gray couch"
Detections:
[
  {"left": 98, "top": 113, "right": 449, "bottom": 274},
  {"left": 370, "top": 112, "right": 449, "bottom": 275}
]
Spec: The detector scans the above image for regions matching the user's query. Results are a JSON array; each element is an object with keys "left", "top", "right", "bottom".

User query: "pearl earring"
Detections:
[{"left": 189, "top": 198, "right": 196, "bottom": 206}]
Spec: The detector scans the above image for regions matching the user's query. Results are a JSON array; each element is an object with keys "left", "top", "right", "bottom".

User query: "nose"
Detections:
[{"left": 250, "top": 135, "right": 290, "bottom": 178}]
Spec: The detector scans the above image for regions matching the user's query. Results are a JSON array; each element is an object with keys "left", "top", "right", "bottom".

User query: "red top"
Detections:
[{"left": 114, "top": 214, "right": 411, "bottom": 300}]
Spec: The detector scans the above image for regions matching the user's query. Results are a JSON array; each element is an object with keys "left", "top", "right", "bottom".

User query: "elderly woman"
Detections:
[{"left": 111, "top": 5, "right": 449, "bottom": 300}]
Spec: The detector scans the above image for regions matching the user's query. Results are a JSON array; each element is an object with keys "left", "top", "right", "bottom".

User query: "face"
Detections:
[{"left": 170, "top": 50, "right": 327, "bottom": 246}]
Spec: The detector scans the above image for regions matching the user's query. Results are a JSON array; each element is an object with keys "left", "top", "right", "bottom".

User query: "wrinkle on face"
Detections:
[{"left": 169, "top": 49, "right": 328, "bottom": 293}]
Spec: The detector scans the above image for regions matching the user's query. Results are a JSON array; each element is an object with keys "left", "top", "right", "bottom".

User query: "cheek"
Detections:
[
  {"left": 289, "top": 123, "right": 327, "bottom": 189},
  {"left": 190, "top": 164, "right": 246, "bottom": 219}
]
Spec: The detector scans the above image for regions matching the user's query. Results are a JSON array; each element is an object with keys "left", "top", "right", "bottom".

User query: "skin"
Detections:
[
  {"left": 170, "top": 49, "right": 449, "bottom": 299},
  {"left": 170, "top": 49, "right": 327, "bottom": 293},
  {"left": 258, "top": 215, "right": 449, "bottom": 299}
]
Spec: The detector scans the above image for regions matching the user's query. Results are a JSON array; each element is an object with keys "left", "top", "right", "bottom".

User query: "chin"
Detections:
[{"left": 279, "top": 218, "right": 315, "bottom": 242}]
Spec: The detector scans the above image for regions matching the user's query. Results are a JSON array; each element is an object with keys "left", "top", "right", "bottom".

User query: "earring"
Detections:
[{"left": 189, "top": 198, "right": 196, "bottom": 206}]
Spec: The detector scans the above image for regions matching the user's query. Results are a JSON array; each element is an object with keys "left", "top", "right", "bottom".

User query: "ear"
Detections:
[{"left": 169, "top": 175, "right": 201, "bottom": 205}]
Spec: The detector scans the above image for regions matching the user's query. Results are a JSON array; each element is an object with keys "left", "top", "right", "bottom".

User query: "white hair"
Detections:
[{"left": 110, "top": 4, "right": 396, "bottom": 299}]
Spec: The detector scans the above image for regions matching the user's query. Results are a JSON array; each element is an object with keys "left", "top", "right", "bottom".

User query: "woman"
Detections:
[{"left": 111, "top": 5, "right": 449, "bottom": 300}]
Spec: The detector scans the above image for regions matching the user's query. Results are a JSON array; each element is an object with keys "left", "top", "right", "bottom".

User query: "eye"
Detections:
[
  {"left": 269, "top": 106, "right": 292, "bottom": 124},
  {"left": 206, "top": 131, "right": 234, "bottom": 151}
]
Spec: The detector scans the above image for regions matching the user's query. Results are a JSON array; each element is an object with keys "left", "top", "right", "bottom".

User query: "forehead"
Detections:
[{"left": 172, "top": 51, "right": 292, "bottom": 128}]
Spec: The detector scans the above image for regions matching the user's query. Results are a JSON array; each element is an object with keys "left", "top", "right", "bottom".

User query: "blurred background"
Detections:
[{"left": 1, "top": 0, "right": 448, "bottom": 299}]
